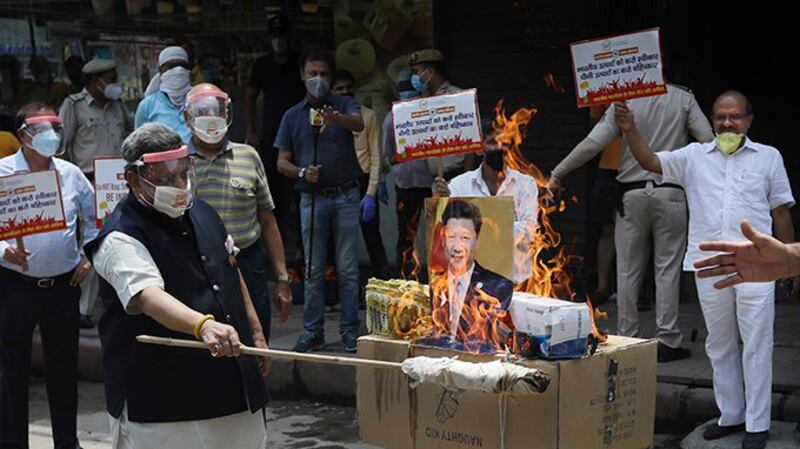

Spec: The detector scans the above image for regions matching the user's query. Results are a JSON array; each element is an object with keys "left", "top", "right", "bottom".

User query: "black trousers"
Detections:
[
  {"left": 358, "top": 176, "right": 388, "bottom": 271},
  {"left": 0, "top": 269, "right": 80, "bottom": 449},
  {"left": 395, "top": 186, "right": 432, "bottom": 278}
]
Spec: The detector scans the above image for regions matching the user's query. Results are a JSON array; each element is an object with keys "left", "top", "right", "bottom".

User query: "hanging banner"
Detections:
[
  {"left": 0, "top": 170, "right": 67, "bottom": 240},
  {"left": 392, "top": 89, "right": 483, "bottom": 161},
  {"left": 570, "top": 28, "right": 667, "bottom": 108},
  {"left": 93, "top": 157, "right": 128, "bottom": 228}
]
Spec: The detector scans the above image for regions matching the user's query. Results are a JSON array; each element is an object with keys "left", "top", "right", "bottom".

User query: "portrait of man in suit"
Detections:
[{"left": 431, "top": 199, "right": 514, "bottom": 341}]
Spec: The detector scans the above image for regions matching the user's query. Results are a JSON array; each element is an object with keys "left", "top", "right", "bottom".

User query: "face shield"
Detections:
[
  {"left": 129, "top": 145, "right": 196, "bottom": 218},
  {"left": 185, "top": 91, "right": 231, "bottom": 144},
  {"left": 20, "top": 115, "right": 65, "bottom": 157}
]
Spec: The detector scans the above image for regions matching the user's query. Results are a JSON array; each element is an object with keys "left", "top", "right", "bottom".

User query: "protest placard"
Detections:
[
  {"left": 0, "top": 170, "right": 67, "bottom": 240},
  {"left": 570, "top": 28, "right": 667, "bottom": 108},
  {"left": 93, "top": 157, "right": 128, "bottom": 228},
  {"left": 392, "top": 89, "right": 483, "bottom": 162}
]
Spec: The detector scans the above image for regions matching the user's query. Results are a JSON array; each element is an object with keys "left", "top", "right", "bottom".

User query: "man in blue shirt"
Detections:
[
  {"left": 0, "top": 102, "right": 97, "bottom": 449},
  {"left": 135, "top": 46, "right": 193, "bottom": 142},
  {"left": 275, "top": 46, "right": 364, "bottom": 353}
]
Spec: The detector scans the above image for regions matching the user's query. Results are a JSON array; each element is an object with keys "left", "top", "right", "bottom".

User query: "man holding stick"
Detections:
[{"left": 84, "top": 123, "right": 269, "bottom": 449}]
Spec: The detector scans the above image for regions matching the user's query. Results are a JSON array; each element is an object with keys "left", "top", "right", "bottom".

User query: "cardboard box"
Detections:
[
  {"left": 357, "top": 335, "right": 656, "bottom": 449},
  {"left": 509, "top": 293, "right": 592, "bottom": 359}
]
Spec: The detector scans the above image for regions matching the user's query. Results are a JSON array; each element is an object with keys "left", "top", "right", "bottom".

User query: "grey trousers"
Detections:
[{"left": 614, "top": 183, "right": 687, "bottom": 348}]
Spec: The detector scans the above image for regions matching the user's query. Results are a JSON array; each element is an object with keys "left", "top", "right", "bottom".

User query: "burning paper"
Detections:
[{"left": 365, "top": 278, "right": 432, "bottom": 338}]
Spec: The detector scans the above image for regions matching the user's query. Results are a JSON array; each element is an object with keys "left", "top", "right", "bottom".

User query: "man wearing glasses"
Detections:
[{"left": 616, "top": 91, "right": 795, "bottom": 449}]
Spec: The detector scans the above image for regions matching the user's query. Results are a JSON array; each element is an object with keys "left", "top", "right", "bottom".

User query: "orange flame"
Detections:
[
  {"left": 399, "top": 99, "right": 608, "bottom": 348},
  {"left": 492, "top": 99, "right": 607, "bottom": 342},
  {"left": 400, "top": 208, "right": 424, "bottom": 282},
  {"left": 428, "top": 269, "right": 511, "bottom": 353}
]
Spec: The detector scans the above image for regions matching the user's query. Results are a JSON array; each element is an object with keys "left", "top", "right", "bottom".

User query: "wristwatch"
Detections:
[
  {"left": 277, "top": 273, "right": 291, "bottom": 283},
  {"left": 298, "top": 167, "right": 307, "bottom": 180}
]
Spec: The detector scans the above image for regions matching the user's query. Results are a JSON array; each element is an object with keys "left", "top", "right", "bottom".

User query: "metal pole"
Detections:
[{"left": 305, "top": 126, "right": 321, "bottom": 281}]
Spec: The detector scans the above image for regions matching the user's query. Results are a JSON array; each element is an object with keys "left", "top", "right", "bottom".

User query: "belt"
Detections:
[
  {"left": 619, "top": 180, "right": 682, "bottom": 195},
  {"left": 1, "top": 267, "right": 74, "bottom": 288},
  {"left": 306, "top": 180, "right": 359, "bottom": 197}
]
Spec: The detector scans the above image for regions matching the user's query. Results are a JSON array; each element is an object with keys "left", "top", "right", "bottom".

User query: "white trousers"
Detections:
[
  {"left": 111, "top": 407, "right": 267, "bottom": 449},
  {"left": 695, "top": 274, "right": 774, "bottom": 432}
]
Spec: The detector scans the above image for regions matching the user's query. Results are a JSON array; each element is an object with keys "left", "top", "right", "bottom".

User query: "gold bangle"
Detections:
[{"left": 193, "top": 314, "right": 215, "bottom": 340}]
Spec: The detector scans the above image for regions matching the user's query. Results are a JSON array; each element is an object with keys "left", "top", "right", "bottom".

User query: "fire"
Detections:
[
  {"left": 397, "top": 99, "right": 608, "bottom": 349},
  {"left": 492, "top": 99, "right": 607, "bottom": 342},
  {"left": 428, "top": 268, "right": 510, "bottom": 353},
  {"left": 400, "top": 209, "right": 424, "bottom": 282}
]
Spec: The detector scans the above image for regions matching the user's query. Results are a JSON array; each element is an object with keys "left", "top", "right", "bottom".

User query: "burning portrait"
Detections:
[{"left": 422, "top": 196, "right": 515, "bottom": 353}]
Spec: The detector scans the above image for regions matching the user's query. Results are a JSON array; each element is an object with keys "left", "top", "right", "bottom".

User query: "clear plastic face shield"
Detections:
[
  {"left": 185, "top": 91, "right": 232, "bottom": 144},
  {"left": 129, "top": 146, "right": 196, "bottom": 218},
  {"left": 19, "top": 115, "right": 65, "bottom": 157}
]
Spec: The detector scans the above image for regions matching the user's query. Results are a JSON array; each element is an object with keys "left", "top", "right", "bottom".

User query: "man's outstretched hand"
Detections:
[{"left": 694, "top": 219, "right": 797, "bottom": 289}]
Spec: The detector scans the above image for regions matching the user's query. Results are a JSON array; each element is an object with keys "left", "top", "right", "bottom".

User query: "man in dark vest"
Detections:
[{"left": 84, "top": 122, "right": 269, "bottom": 449}]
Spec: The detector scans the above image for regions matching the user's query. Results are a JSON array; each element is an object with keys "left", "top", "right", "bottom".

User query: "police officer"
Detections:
[{"left": 59, "top": 58, "right": 133, "bottom": 327}]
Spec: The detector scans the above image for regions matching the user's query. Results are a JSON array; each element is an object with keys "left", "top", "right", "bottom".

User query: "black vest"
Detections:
[{"left": 85, "top": 195, "right": 268, "bottom": 422}]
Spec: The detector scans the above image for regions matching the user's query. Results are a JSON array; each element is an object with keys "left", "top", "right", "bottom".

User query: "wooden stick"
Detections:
[
  {"left": 16, "top": 237, "right": 28, "bottom": 272},
  {"left": 136, "top": 335, "right": 402, "bottom": 370},
  {"left": 435, "top": 158, "right": 444, "bottom": 178}
]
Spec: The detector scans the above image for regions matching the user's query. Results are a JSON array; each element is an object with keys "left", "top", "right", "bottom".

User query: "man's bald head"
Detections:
[
  {"left": 711, "top": 90, "right": 753, "bottom": 136},
  {"left": 713, "top": 90, "right": 752, "bottom": 116},
  {"left": 188, "top": 82, "right": 223, "bottom": 96}
]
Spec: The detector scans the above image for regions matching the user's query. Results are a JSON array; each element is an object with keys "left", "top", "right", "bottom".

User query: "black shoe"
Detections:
[
  {"left": 702, "top": 422, "right": 745, "bottom": 440},
  {"left": 741, "top": 431, "right": 768, "bottom": 449},
  {"left": 79, "top": 315, "right": 94, "bottom": 329},
  {"left": 293, "top": 332, "right": 325, "bottom": 353},
  {"left": 657, "top": 343, "right": 692, "bottom": 363},
  {"left": 342, "top": 332, "right": 359, "bottom": 353}
]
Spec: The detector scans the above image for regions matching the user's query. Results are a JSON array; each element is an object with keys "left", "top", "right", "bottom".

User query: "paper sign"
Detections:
[
  {"left": 570, "top": 28, "right": 667, "bottom": 108},
  {"left": 392, "top": 89, "right": 483, "bottom": 161},
  {"left": 93, "top": 157, "right": 128, "bottom": 228},
  {"left": 0, "top": 170, "right": 67, "bottom": 240}
]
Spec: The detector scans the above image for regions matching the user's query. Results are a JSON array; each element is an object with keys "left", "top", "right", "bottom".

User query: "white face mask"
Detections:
[
  {"left": 192, "top": 116, "right": 228, "bottom": 144},
  {"left": 102, "top": 80, "right": 123, "bottom": 101},
  {"left": 159, "top": 66, "right": 191, "bottom": 106},
  {"left": 140, "top": 177, "right": 193, "bottom": 218},
  {"left": 27, "top": 129, "right": 61, "bottom": 158}
]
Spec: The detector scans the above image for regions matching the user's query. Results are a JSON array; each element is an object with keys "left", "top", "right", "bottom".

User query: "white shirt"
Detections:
[
  {"left": 92, "top": 231, "right": 259, "bottom": 448},
  {"left": 91, "top": 231, "right": 165, "bottom": 314},
  {"left": 551, "top": 84, "right": 714, "bottom": 183},
  {"left": 657, "top": 137, "right": 794, "bottom": 270},
  {"left": 0, "top": 150, "right": 98, "bottom": 277},
  {"left": 442, "top": 262, "right": 475, "bottom": 336},
  {"left": 448, "top": 165, "right": 538, "bottom": 284}
]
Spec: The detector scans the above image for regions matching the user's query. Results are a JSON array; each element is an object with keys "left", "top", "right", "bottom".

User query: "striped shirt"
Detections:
[{"left": 189, "top": 139, "right": 274, "bottom": 249}]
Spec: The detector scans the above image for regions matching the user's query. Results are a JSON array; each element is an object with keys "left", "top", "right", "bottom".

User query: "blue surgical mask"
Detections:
[
  {"left": 411, "top": 73, "right": 427, "bottom": 93},
  {"left": 28, "top": 129, "right": 61, "bottom": 158}
]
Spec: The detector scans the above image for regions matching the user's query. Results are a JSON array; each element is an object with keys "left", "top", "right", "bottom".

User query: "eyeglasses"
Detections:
[{"left": 711, "top": 113, "right": 749, "bottom": 123}]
